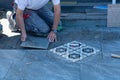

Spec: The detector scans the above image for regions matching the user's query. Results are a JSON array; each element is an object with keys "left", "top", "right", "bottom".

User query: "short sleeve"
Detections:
[
  {"left": 15, "top": 0, "right": 27, "bottom": 10},
  {"left": 52, "top": 0, "right": 60, "bottom": 5}
]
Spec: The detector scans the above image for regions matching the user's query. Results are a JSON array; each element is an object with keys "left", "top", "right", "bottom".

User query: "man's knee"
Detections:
[
  {"left": 30, "top": 25, "right": 50, "bottom": 33},
  {"left": 39, "top": 26, "right": 50, "bottom": 33}
]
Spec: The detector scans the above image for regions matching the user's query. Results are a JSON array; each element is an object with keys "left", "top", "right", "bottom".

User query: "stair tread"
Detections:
[{"left": 61, "top": 13, "right": 107, "bottom": 20}]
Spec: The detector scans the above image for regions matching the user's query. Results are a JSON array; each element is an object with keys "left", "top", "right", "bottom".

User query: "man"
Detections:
[{"left": 14, "top": 0, "right": 61, "bottom": 42}]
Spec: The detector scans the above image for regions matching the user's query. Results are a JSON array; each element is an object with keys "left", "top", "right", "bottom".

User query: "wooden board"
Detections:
[{"left": 20, "top": 35, "right": 49, "bottom": 49}]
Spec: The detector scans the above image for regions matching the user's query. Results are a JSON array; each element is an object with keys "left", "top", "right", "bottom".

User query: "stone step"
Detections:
[
  {"left": 60, "top": 3, "right": 108, "bottom": 13},
  {"left": 61, "top": 5, "right": 93, "bottom": 13},
  {"left": 61, "top": 13, "right": 106, "bottom": 20},
  {"left": 60, "top": 13, "right": 108, "bottom": 32},
  {"left": 85, "top": 9, "right": 107, "bottom": 15}
]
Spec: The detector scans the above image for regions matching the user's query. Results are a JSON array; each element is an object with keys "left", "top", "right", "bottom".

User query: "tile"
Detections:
[
  {"left": 0, "top": 57, "right": 12, "bottom": 79},
  {"left": 0, "top": 50, "right": 25, "bottom": 62},
  {"left": 20, "top": 35, "right": 49, "bottom": 49},
  {"left": 49, "top": 40, "right": 102, "bottom": 63},
  {"left": 101, "top": 40, "right": 120, "bottom": 53},
  {"left": 50, "top": 41, "right": 100, "bottom": 62},
  {"left": 102, "top": 51, "right": 120, "bottom": 63},
  {"left": 80, "top": 63, "right": 120, "bottom": 80},
  {"left": 101, "top": 32, "right": 120, "bottom": 41},
  {"left": 5, "top": 50, "right": 80, "bottom": 80}
]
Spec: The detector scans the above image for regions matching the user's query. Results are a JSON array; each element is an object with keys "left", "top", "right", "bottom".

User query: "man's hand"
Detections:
[
  {"left": 21, "top": 31, "right": 27, "bottom": 42},
  {"left": 48, "top": 31, "right": 57, "bottom": 42}
]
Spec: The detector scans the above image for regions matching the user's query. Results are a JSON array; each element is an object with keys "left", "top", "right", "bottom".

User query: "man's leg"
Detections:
[
  {"left": 37, "top": 6, "right": 62, "bottom": 30},
  {"left": 24, "top": 9, "right": 50, "bottom": 34}
]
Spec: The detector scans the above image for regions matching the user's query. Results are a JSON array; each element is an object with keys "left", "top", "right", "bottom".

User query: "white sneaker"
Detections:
[{"left": 6, "top": 11, "right": 18, "bottom": 32}]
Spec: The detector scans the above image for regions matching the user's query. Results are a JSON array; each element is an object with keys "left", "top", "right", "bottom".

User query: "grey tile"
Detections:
[
  {"left": 0, "top": 50, "right": 25, "bottom": 62},
  {"left": 79, "top": 52, "right": 103, "bottom": 63},
  {"left": 80, "top": 63, "right": 120, "bottom": 80},
  {"left": 5, "top": 50, "right": 80, "bottom": 80},
  {"left": 101, "top": 32, "right": 120, "bottom": 41},
  {"left": 0, "top": 57, "right": 12, "bottom": 79},
  {"left": 102, "top": 51, "right": 120, "bottom": 63},
  {"left": 101, "top": 40, "right": 120, "bottom": 53},
  {"left": 23, "top": 50, "right": 49, "bottom": 62},
  {"left": 49, "top": 31, "right": 102, "bottom": 49},
  {"left": 79, "top": 40, "right": 103, "bottom": 63},
  {"left": 79, "top": 40, "right": 101, "bottom": 49},
  {"left": 20, "top": 35, "right": 49, "bottom": 49},
  {"left": 4, "top": 62, "right": 25, "bottom": 80}
]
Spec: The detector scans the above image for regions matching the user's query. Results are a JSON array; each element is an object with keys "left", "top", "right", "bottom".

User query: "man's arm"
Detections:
[
  {"left": 48, "top": 4, "right": 61, "bottom": 42},
  {"left": 52, "top": 4, "right": 61, "bottom": 30},
  {"left": 16, "top": 8, "right": 27, "bottom": 41}
]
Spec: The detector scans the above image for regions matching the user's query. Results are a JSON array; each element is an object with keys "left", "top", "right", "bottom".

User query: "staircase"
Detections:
[{"left": 60, "top": 0, "right": 107, "bottom": 30}]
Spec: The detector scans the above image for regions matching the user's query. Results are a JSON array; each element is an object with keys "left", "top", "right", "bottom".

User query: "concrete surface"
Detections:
[{"left": 1, "top": 8, "right": 120, "bottom": 80}]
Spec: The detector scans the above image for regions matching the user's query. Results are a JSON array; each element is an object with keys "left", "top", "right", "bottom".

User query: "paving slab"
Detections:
[
  {"left": 80, "top": 63, "right": 120, "bottom": 80},
  {"left": 4, "top": 50, "right": 80, "bottom": 80},
  {"left": 101, "top": 31, "right": 120, "bottom": 40},
  {"left": 20, "top": 35, "right": 49, "bottom": 49},
  {"left": 0, "top": 50, "right": 25, "bottom": 62},
  {"left": 49, "top": 29, "right": 102, "bottom": 50},
  {"left": 101, "top": 40, "right": 120, "bottom": 53},
  {"left": 0, "top": 57, "right": 12, "bottom": 80},
  {"left": 102, "top": 52, "right": 120, "bottom": 63}
]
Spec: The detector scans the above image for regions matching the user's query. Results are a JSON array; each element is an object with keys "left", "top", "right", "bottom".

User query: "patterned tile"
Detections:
[{"left": 50, "top": 41, "right": 100, "bottom": 62}]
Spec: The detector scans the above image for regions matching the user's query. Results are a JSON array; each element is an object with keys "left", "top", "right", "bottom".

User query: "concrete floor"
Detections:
[{"left": 0, "top": 11, "right": 120, "bottom": 80}]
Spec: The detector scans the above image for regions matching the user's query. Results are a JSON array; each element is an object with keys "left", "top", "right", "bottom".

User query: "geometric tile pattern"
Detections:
[{"left": 50, "top": 41, "right": 100, "bottom": 62}]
